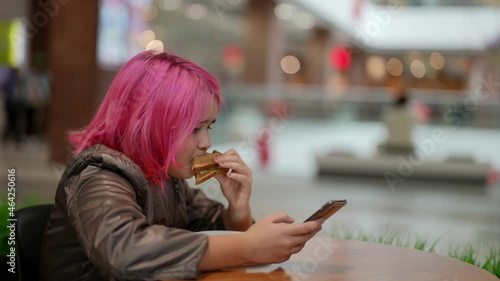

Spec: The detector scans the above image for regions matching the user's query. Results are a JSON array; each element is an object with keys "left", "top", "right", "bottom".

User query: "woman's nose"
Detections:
[{"left": 198, "top": 131, "right": 211, "bottom": 151}]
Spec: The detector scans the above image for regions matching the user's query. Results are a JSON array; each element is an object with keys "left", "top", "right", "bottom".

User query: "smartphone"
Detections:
[{"left": 304, "top": 200, "right": 347, "bottom": 222}]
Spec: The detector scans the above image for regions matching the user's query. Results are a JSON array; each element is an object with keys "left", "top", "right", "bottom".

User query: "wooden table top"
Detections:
[{"left": 170, "top": 237, "right": 498, "bottom": 281}]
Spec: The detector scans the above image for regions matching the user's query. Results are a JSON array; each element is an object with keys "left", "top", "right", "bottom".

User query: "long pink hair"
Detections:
[{"left": 69, "top": 51, "right": 223, "bottom": 189}]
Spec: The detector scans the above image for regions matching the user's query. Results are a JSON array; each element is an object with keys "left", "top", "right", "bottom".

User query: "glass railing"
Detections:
[{"left": 220, "top": 83, "right": 500, "bottom": 129}]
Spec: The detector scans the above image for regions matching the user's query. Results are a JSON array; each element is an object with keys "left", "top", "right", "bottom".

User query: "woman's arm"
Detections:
[
  {"left": 223, "top": 204, "right": 253, "bottom": 231},
  {"left": 199, "top": 212, "right": 323, "bottom": 271}
]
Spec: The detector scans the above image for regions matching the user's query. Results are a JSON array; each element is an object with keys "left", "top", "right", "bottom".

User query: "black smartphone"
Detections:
[{"left": 304, "top": 200, "right": 347, "bottom": 222}]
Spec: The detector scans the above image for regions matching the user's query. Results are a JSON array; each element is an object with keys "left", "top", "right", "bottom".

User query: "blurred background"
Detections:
[{"left": 1, "top": 0, "right": 499, "bottom": 260}]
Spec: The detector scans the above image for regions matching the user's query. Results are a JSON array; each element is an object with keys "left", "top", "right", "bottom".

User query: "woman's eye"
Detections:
[{"left": 193, "top": 126, "right": 212, "bottom": 134}]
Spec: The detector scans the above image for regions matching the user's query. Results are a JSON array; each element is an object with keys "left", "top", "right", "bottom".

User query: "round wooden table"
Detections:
[{"left": 185, "top": 237, "right": 498, "bottom": 281}]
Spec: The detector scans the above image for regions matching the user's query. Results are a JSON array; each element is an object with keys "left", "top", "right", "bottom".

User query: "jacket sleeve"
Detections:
[
  {"left": 182, "top": 180, "right": 227, "bottom": 231},
  {"left": 66, "top": 166, "right": 208, "bottom": 280}
]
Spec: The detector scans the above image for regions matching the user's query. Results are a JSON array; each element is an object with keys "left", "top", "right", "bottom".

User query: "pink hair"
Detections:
[{"left": 69, "top": 51, "right": 223, "bottom": 190}]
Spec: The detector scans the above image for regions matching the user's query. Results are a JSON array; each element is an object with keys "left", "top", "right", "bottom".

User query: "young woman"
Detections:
[{"left": 39, "top": 51, "right": 323, "bottom": 281}]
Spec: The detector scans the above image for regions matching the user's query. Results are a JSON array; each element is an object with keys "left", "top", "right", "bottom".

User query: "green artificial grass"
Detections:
[
  {"left": 449, "top": 244, "right": 500, "bottom": 278},
  {"left": 331, "top": 227, "right": 500, "bottom": 278},
  {"left": 0, "top": 201, "right": 9, "bottom": 256},
  {"left": 482, "top": 248, "right": 500, "bottom": 277}
]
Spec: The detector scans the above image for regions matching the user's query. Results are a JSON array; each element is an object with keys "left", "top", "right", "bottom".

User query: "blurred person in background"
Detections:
[
  {"left": 379, "top": 83, "right": 415, "bottom": 155},
  {"left": 257, "top": 99, "right": 290, "bottom": 170},
  {"left": 1, "top": 66, "right": 22, "bottom": 145},
  {"left": 21, "top": 55, "right": 51, "bottom": 142},
  {"left": 39, "top": 51, "right": 323, "bottom": 281}
]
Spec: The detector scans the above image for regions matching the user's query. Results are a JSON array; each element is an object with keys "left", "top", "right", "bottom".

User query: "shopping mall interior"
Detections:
[{"left": 1, "top": 0, "right": 500, "bottom": 273}]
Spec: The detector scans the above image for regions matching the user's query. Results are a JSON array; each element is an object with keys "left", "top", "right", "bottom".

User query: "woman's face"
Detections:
[{"left": 167, "top": 98, "right": 218, "bottom": 179}]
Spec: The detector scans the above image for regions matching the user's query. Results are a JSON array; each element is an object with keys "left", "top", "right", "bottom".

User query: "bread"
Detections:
[{"left": 192, "top": 150, "right": 229, "bottom": 184}]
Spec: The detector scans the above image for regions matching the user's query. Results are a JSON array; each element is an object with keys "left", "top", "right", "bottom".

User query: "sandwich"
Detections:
[{"left": 192, "top": 150, "right": 229, "bottom": 185}]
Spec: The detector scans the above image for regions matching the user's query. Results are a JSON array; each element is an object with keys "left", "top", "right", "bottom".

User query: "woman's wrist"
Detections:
[
  {"left": 223, "top": 205, "right": 252, "bottom": 231},
  {"left": 199, "top": 233, "right": 252, "bottom": 270}
]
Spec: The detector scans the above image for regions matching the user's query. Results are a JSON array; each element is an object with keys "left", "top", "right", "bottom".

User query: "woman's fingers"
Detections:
[
  {"left": 224, "top": 172, "right": 250, "bottom": 184},
  {"left": 218, "top": 161, "right": 248, "bottom": 174},
  {"left": 222, "top": 149, "right": 240, "bottom": 157},
  {"left": 290, "top": 243, "right": 306, "bottom": 254},
  {"left": 286, "top": 221, "right": 322, "bottom": 236},
  {"left": 215, "top": 155, "right": 244, "bottom": 165},
  {"left": 264, "top": 212, "right": 295, "bottom": 224}
]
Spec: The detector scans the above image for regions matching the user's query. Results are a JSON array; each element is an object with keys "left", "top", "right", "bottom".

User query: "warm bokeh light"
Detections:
[
  {"left": 160, "top": 0, "right": 181, "bottom": 11},
  {"left": 410, "top": 60, "right": 426, "bottom": 78},
  {"left": 138, "top": 30, "right": 155, "bottom": 47},
  {"left": 386, "top": 58, "right": 403, "bottom": 76},
  {"left": 293, "top": 12, "right": 315, "bottom": 29},
  {"left": 365, "top": 56, "right": 386, "bottom": 81},
  {"left": 429, "top": 52, "right": 445, "bottom": 70},
  {"left": 146, "top": 40, "right": 164, "bottom": 52},
  {"left": 281, "top": 55, "right": 301, "bottom": 74},
  {"left": 185, "top": 4, "right": 208, "bottom": 20},
  {"left": 408, "top": 51, "right": 424, "bottom": 63},
  {"left": 329, "top": 46, "right": 351, "bottom": 71},
  {"left": 274, "top": 3, "right": 296, "bottom": 20}
]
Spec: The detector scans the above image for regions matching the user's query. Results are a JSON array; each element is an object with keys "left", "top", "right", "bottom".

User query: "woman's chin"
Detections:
[{"left": 182, "top": 169, "right": 194, "bottom": 179}]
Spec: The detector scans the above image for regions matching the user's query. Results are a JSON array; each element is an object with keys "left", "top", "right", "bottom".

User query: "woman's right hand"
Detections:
[{"left": 241, "top": 212, "right": 323, "bottom": 264}]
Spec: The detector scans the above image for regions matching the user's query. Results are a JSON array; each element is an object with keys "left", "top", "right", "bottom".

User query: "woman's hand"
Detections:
[
  {"left": 214, "top": 149, "right": 253, "bottom": 230},
  {"left": 242, "top": 212, "right": 323, "bottom": 264}
]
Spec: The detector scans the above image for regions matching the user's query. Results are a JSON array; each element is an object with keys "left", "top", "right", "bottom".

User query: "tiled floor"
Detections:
[{"left": 1, "top": 119, "right": 499, "bottom": 260}]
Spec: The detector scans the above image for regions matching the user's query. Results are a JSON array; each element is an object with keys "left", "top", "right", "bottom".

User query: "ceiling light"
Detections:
[
  {"left": 293, "top": 12, "right": 315, "bottom": 29},
  {"left": 274, "top": 3, "right": 296, "bottom": 20},
  {"left": 281, "top": 55, "right": 301, "bottom": 74}
]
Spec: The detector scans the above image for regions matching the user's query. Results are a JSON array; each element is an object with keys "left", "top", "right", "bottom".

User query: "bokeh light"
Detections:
[
  {"left": 293, "top": 12, "right": 315, "bottom": 29},
  {"left": 274, "top": 3, "right": 296, "bottom": 20},
  {"left": 387, "top": 58, "right": 403, "bottom": 76},
  {"left": 408, "top": 51, "right": 424, "bottom": 63},
  {"left": 146, "top": 40, "right": 164, "bottom": 52},
  {"left": 410, "top": 60, "right": 426, "bottom": 78},
  {"left": 365, "top": 56, "right": 386, "bottom": 81},
  {"left": 160, "top": 0, "right": 181, "bottom": 11},
  {"left": 329, "top": 46, "right": 351, "bottom": 71},
  {"left": 222, "top": 45, "right": 244, "bottom": 72},
  {"left": 138, "top": 30, "right": 155, "bottom": 47},
  {"left": 429, "top": 52, "right": 445, "bottom": 70},
  {"left": 281, "top": 55, "right": 301, "bottom": 74}
]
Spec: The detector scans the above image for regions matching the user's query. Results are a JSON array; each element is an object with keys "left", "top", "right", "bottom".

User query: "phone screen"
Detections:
[{"left": 304, "top": 200, "right": 347, "bottom": 222}]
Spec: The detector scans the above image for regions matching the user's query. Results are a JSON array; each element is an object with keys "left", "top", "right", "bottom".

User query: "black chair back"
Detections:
[{"left": 15, "top": 204, "right": 53, "bottom": 281}]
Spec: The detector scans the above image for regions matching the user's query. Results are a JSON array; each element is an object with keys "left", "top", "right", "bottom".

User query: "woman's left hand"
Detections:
[{"left": 214, "top": 149, "right": 252, "bottom": 230}]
